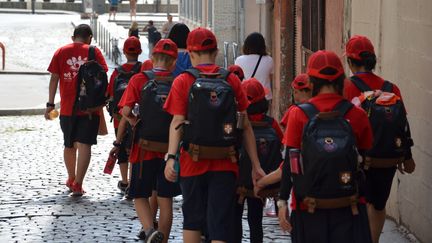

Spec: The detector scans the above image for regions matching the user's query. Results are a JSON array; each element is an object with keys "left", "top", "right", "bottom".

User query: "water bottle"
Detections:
[
  {"left": 103, "top": 154, "right": 116, "bottom": 174},
  {"left": 48, "top": 109, "right": 59, "bottom": 120}
]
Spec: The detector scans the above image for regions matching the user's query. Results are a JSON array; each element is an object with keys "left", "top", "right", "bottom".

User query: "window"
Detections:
[{"left": 301, "top": 0, "right": 325, "bottom": 71}]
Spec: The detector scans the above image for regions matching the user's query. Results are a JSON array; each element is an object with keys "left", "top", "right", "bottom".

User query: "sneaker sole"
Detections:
[
  {"left": 146, "top": 231, "right": 164, "bottom": 243},
  {"left": 71, "top": 191, "right": 84, "bottom": 197}
]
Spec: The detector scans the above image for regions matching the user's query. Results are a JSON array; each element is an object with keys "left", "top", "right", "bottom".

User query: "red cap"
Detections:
[
  {"left": 123, "top": 36, "right": 142, "bottom": 54},
  {"left": 307, "top": 50, "right": 344, "bottom": 81},
  {"left": 152, "top": 39, "right": 178, "bottom": 58},
  {"left": 241, "top": 78, "right": 269, "bottom": 104},
  {"left": 345, "top": 35, "right": 375, "bottom": 60},
  {"left": 187, "top": 27, "right": 218, "bottom": 52},
  {"left": 228, "top": 65, "right": 245, "bottom": 81},
  {"left": 291, "top": 74, "right": 311, "bottom": 90},
  {"left": 140, "top": 59, "right": 153, "bottom": 72}
]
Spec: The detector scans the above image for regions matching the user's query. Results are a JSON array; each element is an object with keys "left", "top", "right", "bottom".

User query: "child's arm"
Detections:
[
  {"left": 109, "top": 118, "right": 128, "bottom": 158},
  {"left": 257, "top": 168, "right": 282, "bottom": 188}
]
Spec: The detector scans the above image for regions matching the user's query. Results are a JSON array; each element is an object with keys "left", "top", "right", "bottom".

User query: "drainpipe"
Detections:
[{"left": 0, "top": 42, "right": 5, "bottom": 70}]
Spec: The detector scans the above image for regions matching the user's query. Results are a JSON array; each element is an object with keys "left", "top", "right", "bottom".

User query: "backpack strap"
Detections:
[
  {"left": 116, "top": 66, "right": 124, "bottom": 74},
  {"left": 218, "top": 68, "right": 230, "bottom": 81},
  {"left": 333, "top": 100, "right": 354, "bottom": 117},
  {"left": 350, "top": 75, "right": 372, "bottom": 92},
  {"left": 132, "top": 62, "right": 142, "bottom": 73},
  {"left": 381, "top": 81, "right": 393, "bottom": 92},
  {"left": 250, "top": 115, "right": 273, "bottom": 127},
  {"left": 142, "top": 70, "right": 155, "bottom": 80},
  {"left": 184, "top": 68, "right": 200, "bottom": 79},
  {"left": 251, "top": 55, "right": 263, "bottom": 78},
  {"left": 298, "top": 103, "right": 319, "bottom": 120},
  {"left": 88, "top": 45, "right": 96, "bottom": 61}
]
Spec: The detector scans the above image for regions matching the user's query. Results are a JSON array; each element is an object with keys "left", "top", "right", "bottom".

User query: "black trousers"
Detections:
[{"left": 233, "top": 195, "right": 264, "bottom": 243}]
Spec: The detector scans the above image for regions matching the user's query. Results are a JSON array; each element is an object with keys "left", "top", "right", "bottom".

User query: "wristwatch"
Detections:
[
  {"left": 277, "top": 200, "right": 288, "bottom": 209},
  {"left": 113, "top": 141, "right": 121, "bottom": 147},
  {"left": 46, "top": 102, "right": 55, "bottom": 108},
  {"left": 164, "top": 153, "right": 176, "bottom": 161}
]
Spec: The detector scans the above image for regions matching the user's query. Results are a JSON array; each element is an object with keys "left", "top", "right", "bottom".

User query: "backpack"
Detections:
[
  {"left": 350, "top": 76, "right": 408, "bottom": 158},
  {"left": 75, "top": 46, "right": 108, "bottom": 112},
  {"left": 293, "top": 100, "right": 359, "bottom": 201},
  {"left": 238, "top": 116, "right": 282, "bottom": 190},
  {"left": 182, "top": 68, "right": 238, "bottom": 148},
  {"left": 108, "top": 62, "right": 142, "bottom": 119},
  {"left": 137, "top": 70, "right": 173, "bottom": 148},
  {"left": 148, "top": 26, "right": 161, "bottom": 44}
]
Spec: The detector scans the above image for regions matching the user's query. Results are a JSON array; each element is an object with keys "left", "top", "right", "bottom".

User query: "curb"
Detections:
[
  {"left": 0, "top": 71, "right": 50, "bottom": 75},
  {"left": 0, "top": 103, "right": 60, "bottom": 116},
  {"left": 0, "top": 8, "right": 77, "bottom": 15}
]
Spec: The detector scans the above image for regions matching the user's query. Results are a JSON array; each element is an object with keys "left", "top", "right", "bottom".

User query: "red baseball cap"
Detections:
[
  {"left": 187, "top": 27, "right": 218, "bottom": 52},
  {"left": 241, "top": 78, "right": 269, "bottom": 104},
  {"left": 291, "top": 74, "right": 311, "bottom": 90},
  {"left": 228, "top": 65, "right": 245, "bottom": 81},
  {"left": 123, "top": 36, "right": 142, "bottom": 54},
  {"left": 152, "top": 39, "right": 178, "bottom": 58},
  {"left": 345, "top": 35, "right": 375, "bottom": 60},
  {"left": 307, "top": 50, "right": 345, "bottom": 81}
]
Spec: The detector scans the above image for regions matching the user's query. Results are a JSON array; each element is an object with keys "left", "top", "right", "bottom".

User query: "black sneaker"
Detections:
[
  {"left": 124, "top": 186, "right": 132, "bottom": 200},
  {"left": 145, "top": 229, "right": 164, "bottom": 243},
  {"left": 137, "top": 228, "right": 146, "bottom": 240},
  {"left": 117, "top": 181, "right": 128, "bottom": 193}
]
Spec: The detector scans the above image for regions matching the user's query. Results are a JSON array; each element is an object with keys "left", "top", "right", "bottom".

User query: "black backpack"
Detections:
[
  {"left": 350, "top": 76, "right": 408, "bottom": 158},
  {"left": 108, "top": 62, "right": 142, "bottom": 118},
  {"left": 238, "top": 116, "right": 282, "bottom": 190},
  {"left": 182, "top": 68, "right": 238, "bottom": 147},
  {"left": 293, "top": 101, "right": 359, "bottom": 201},
  {"left": 148, "top": 26, "right": 161, "bottom": 44},
  {"left": 75, "top": 46, "right": 108, "bottom": 112},
  {"left": 138, "top": 70, "right": 173, "bottom": 143}
]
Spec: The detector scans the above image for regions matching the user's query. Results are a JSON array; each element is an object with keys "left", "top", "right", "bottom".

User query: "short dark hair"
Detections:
[
  {"left": 247, "top": 98, "right": 269, "bottom": 114},
  {"left": 167, "top": 23, "right": 190, "bottom": 49},
  {"left": 192, "top": 48, "right": 218, "bottom": 56},
  {"left": 348, "top": 52, "right": 377, "bottom": 71},
  {"left": 310, "top": 72, "right": 345, "bottom": 96},
  {"left": 73, "top": 24, "right": 93, "bottom": 39},
  {"left": 149, "top": 20, "right": 154, "bottom": 25},
  {"left": 242, "top": 32, "right": 267, "bottom": 55}
]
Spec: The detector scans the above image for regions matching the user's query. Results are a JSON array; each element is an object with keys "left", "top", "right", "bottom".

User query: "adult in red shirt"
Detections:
[
  {"left": 119, "top": 39, "right": 180, "bottom": 242},
  {"left": 344, "top": 35, "right": 415, "bottom": 243},
  {"left": 163, "top": 27, "right": 265, "bottom": 243},
  {"left": 278, "top": 50, "right": 373, "bottom": 243},
  {"left": 45, "top": 24, "right": 108, "bottom": 196},
  {"left": 107, "top": 36, "right": 142, "bottom": 194}
]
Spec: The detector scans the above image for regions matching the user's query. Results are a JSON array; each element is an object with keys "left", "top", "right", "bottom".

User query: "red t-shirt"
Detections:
[
  {"left": 108, "top": 63, "right": 140, "bottom": 128},
  {"left": 344, "top": 72, "right": 403, "bottom": 101},
  {"left": 280, "top": 105, "right": 298, "bottom": 145},
  {"left": 285, "top": 93, "right": 373, "bottom": 210},
  {"left": 118, "top": 70, "right": 172, "bottom": 163},
  {"left": 47, "top": 43, "right": 108, "bottom": 116},
  {"left": 163, "top": 64, "right": 249, "bottom": 177}
]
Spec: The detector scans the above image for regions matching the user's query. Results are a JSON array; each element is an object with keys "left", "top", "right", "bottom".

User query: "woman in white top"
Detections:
[{"left": 235, "top": 32, "right": 274, "bottom": 100}]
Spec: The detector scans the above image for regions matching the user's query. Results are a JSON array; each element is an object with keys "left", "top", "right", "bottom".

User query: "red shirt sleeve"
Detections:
[
  {"left": 285, "top": 106, "right": 308, "bottom": 148},
  {"left": 271, "top": 118, "right": 284, "bottom": 141},
  {"left": 227, "top": 73, "right": 249, "bottom": 112},
  {"left": 47, "top": 48, "right": 61, "bottom": 74},
  {"left": 163, "top": 73, "right": 190, "bottom": 116},
  {"left": 108, "top": 69, "right": 119, "bottom": 97},
  {"left": 95, "top": 47, "right": 108, "bottom": 72}
]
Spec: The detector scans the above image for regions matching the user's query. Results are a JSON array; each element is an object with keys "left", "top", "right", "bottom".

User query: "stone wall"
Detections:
[{"left": 350, "top": 0, "right": 432, "bottom": 242}]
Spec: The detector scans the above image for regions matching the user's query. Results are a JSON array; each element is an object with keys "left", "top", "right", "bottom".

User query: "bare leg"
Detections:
[
  {"left": 134, "top": 198, "right": 154, "bottom": 230},
  {"left": 150, "top": 191, "right": 158, "bottom": 224},
  {"left": 367, "top": 204, "right": 386, "bottom": 243},
  {"left": 157, "top": 197, "right": 173, "bottom": 243},
  {"left": 64, "top": 147, "right": 77, "bottom": 180},
  {"left": 119, "top": 163, "right": 129, "bottom": 184},
  {"left": 74, "top": 142, "right": 91, "bottom": 185},
  {"left": 183, "top": 230, "right": 201, "bottom": 243}
]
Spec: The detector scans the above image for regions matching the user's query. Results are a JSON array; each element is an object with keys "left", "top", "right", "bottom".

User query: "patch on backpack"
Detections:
[
  {"left": 323, "top": 137, "right": 337, "bottom": 152},
  {"left": 395, "top": 137, "right": 402, "bottom": 148},
  {"left": 258, "top": 138, "right": 268, "bottom": 155},
  {"left": 223, "top": 123, "right": 234, "bottom": 135},
  {"left": 340, "top": 172, "right": 352, "bottom": 184},
  {"left": 210, "top": 91, "right": 218, "bottom": 105}
]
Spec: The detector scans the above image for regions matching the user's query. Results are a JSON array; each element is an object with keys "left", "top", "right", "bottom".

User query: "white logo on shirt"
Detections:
[{"left": 64, "top": 56, "right": 87, "bottom": 81}]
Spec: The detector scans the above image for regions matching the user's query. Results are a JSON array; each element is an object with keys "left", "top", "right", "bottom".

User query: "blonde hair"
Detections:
[{"left": 130, "top": 21, "right": 138, "bottom": 30}]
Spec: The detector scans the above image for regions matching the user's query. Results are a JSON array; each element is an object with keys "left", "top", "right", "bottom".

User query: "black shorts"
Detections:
[
  {"left": 114, "top": 128, "right": 129, "bottom": 164},
  {"left": 60, "top": 115, "right": 99, "bottom": 148},
  {"left": 290, "top": 204, "right": 372, "bottom": 243},
  {"left": 128, "top": 158, "right": 181, "bottom": 199},
  {"left": 109, "top": 5, "right": 118, "bottom": 11},
  {"left": 180, "top": 171, "right": 236, "bottom": 242},
  {"left": 365, "top": 167, "right": 397, "bottom": 210}
]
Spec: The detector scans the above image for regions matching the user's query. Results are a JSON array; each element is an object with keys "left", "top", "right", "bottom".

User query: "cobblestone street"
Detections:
[{"left": 0, "top": 115, "right": 287, "bottom": 242}]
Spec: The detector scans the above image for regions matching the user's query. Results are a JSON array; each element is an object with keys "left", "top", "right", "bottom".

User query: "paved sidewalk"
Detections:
[{"left": 0, "top": 115, "right": 419, "bottom": 242}]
